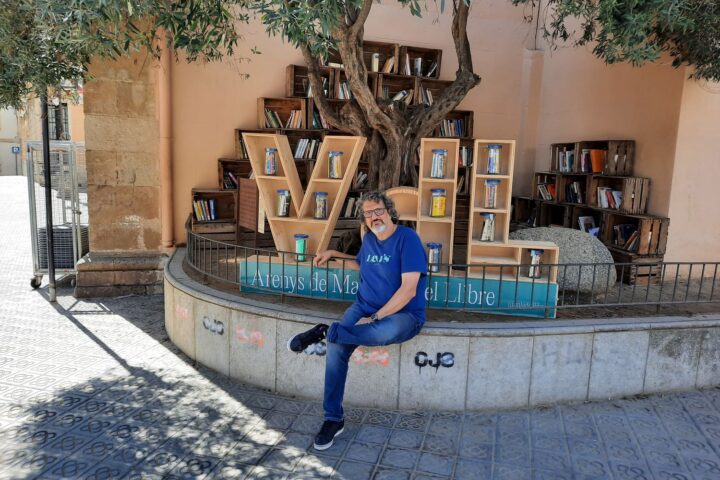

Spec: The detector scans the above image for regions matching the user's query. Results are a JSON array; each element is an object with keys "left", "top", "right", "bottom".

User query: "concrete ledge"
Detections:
[{"left": 165, "top": 248, "right": 720, "bottom": 411}]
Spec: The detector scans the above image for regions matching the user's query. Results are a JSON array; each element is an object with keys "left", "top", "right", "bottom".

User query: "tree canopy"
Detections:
[{"left": 0, "top": 0, "right": 250, "bottom": 109}]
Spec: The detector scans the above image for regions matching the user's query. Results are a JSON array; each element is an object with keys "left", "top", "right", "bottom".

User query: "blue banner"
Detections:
[{"left": 240, "top": 261, "right": 557, "bottom": 318}]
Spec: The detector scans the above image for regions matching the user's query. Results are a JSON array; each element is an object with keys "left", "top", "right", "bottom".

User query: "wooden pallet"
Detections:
[{"left": 609, "top": 246, "right": 663, "bottom": 285}]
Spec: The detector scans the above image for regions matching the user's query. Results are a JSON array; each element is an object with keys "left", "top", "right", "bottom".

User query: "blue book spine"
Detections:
[{"left": 209, "top": 199, "right": 216, "bottom": 220}]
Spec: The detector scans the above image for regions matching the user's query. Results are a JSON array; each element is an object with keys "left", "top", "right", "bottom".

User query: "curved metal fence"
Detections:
[{"left": 186, "top": 226, "right": 720, "bottom": 319}]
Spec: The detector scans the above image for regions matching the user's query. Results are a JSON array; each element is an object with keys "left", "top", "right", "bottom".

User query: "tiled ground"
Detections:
[{"left": 3, "top": 175, "right": 720, "bottom": 479}]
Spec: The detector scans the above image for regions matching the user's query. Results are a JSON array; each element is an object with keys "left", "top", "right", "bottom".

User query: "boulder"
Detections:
[{"left": 509, "top": 227, "right": 617, "bottom": 292}]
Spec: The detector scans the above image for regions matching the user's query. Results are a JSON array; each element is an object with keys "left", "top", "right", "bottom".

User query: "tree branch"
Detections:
[
  {"left": 409, "top": 0, "right": 480, "bottom": 137},
  {"left": 349, "top": 0, "right": 373, "bottom": 39}
]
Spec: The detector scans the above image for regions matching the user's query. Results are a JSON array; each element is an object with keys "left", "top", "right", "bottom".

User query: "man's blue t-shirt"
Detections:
[{"left": 355, "top": 225, "right": 427, "bottom": 319}]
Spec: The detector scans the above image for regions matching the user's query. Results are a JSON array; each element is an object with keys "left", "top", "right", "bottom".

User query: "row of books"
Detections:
[
  {"left": 293, "top": 138, "right": 321, "bottom": 159},
  {"left": 340, "top": 196, "right": 362, "bottom": 218},
  {"left": 614, "top": 223, "right": 639, "bottom": 251},
  {"left": 352, "top": 171, "right": 369, "bottom": 190},
  {"left": 557, "top": 148, "right": 575, "bottom": 173},
  {"left": 337, "top": 81, "right": 352, "bottom": 100},
  {"left": 400, "top": 53, "right": 438, "bottom": 78},
  {"left": 437, "top": 119, "right": 466, "bottom": 137},
  {"left": 459, "top": 146, "right": 472, "bottom": 166},
  {"left": 193, "top": 199, "right": 218, "bottom": 222},
  {"left": 564, "top": 181, "right": 584, "bottom": 204},
  {"left": 597, "top": 187, "right": 623, "bottom": 209},
  {"left": 537, "top": 183, "right": 556, "bottom": 201},
  {"left": 263, "top": 108, "right": 303, "bottom": 129}
]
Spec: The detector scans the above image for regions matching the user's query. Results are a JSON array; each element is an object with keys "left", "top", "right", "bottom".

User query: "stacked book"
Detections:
[
  {"left": 293, "top": 138, "right": 321, "bottom": 159},
  {"left": 263, "top": 108, "right": 283, "bottom": 128},
  {"left": 597, "top": 187, "right": 622, "bottom": 209},
  {"left": 193, "top": 199, "right": 217, "bottom": 221},
  {"left": 382, "top": 56, "right": 395, "bottom": 73},
  {"left": 284, "top": 110, "right": 303, "bottom": 129}
]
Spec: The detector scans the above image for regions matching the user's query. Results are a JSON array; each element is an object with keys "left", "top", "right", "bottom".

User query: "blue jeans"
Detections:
[{"left": 323, "top": 302, "right": 424, "bottom": 421}]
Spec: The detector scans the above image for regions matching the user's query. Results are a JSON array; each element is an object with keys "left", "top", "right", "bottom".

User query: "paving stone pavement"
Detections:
[{"left": 3, "top": 175, "right": 720, "bottom": 480}]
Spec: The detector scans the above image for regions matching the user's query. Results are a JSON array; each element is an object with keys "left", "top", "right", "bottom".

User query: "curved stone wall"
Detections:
[{"left": 165, "top": 249, "right": 720, "bottom": 411}]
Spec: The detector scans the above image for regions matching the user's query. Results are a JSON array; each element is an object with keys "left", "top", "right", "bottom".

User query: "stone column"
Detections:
[{"left": 75, "top": 54, "right": 167, "bottom": 297}]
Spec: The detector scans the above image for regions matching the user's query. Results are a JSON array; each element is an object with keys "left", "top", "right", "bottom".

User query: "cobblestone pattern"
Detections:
[{"left": 3, "top": 176, "right": 720, "bottom": 479}]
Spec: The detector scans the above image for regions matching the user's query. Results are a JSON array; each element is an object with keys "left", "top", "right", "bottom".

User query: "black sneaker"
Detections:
[
  {"left": 313, "top": 420, "right": 344, "bottom": 450},
  {"left": 287, "top": 323, "right": 329, "bottom": 353}
]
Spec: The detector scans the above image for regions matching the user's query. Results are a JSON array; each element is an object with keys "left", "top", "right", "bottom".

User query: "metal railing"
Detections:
[{"left": 186, "top": 227, "right": 720, "bottom": 319}]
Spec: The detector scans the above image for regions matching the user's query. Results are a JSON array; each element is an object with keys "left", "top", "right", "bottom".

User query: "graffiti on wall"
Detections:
[
  {"left": 202, "top": 317, "right": 225, "bottom": 335},
  {"left": 351, "top": 347, "right": 390, "bottom": 367},
  {"left": 414, "top": 352, "right": 455, "bottom": 373},
  {"left": 235, "top": 327, "right": 265, "bottom": 347}
]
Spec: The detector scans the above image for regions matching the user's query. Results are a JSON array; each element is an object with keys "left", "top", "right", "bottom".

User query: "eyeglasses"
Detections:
[{"left": 362, "top": 207, "right": 386, "bottom": 218}]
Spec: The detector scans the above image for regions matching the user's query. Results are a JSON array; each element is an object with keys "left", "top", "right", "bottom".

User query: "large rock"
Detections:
[{"left": 509, "top": 227, "right": 617, "bottom": 292}]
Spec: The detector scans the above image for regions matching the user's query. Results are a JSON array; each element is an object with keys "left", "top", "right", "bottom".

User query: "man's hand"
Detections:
[{"left": 314, "top": 250, "right": 334, "bottom": 267}]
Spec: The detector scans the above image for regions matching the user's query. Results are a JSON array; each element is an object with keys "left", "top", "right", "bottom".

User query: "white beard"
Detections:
[{"left": 370, "top": 223, "right": 387, "bottom": 235}]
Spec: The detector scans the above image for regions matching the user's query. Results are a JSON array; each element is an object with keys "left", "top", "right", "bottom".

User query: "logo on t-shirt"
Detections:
[{"left": 365, "top": 254, "right": 392, "bottom": 264}]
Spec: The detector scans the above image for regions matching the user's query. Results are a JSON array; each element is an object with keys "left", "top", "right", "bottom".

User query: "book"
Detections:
[
  {"left": 578, "top": 216, "right": 596, "bottom": 233},
  {"left": 392, "top": 90, "right": 411, "bottom": 102},
  {"left": 624, "top": 230, "right": 640, "bottom": 251},
  {"left": 208, "top": 199, "right": 216, "bottom": 220},
  {"left": 459, "top": 146, "right": 472, "bottom": 166},
  {"left": 381, "top": 56, "right": 395, "bottom": 73},
  {"left": 425, "top": 61, "right": 438, "bottom": 78},
  {"left": 457, "top": 173, "right": 466, "bottom": 193},
  {"left": 328, "top": 62, "right": 344, "bottom": 69},
  {"left": 403, "top": 53, "right": 411, "bottom": 75},
  {"left": 611, "top": 190, "right": 622, "bottom": 209},
  {"left": 480, "top": 215, "right": 495, "bottom": 241}
]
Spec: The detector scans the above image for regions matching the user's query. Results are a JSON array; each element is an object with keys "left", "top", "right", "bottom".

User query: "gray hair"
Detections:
[{"left": 356, "top": 190, "right": 399, "bottom": 224}]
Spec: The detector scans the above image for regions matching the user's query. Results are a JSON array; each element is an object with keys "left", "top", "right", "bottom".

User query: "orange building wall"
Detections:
[{"left": 665, "top": 77, "right": 720, "bottom": 262}]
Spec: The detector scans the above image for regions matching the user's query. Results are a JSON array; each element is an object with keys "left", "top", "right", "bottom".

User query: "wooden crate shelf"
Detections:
[
  {"left": 588, "top": 175, "right": 650, "bottom": 214},
  {"left": 532, "top": 172, "right": 559, "bottom": 201},
  {"left": 417, "top": 78, "right": 453, "bottom": 106},
  {"left": 398, "top": 45, "right": 442, "bottom": 78},
  {"left": 191, "top": 188, "right": 238, "bottom": 242},
  {"left": 363, "top": 41, "right": 399, "bottom": 74},
  {"left": 257, "top": 97, "right": 307, "bottom": 129},
  {"left": 285, "top": 64, "right": 334, "bottom": 98},
  {"left": 551, "top": 140, "right": 635, "bottom": 175},
  {"left": 608, "top": 246, "right": 663, "bottom": 285},
  {"left": 557, "top": 173, "right": 590, "bottom": 205},
  {"left": 377, "top": 74, "right": 417, "bottom": 104},
  {"left": 218, "top": 158, "right": 251, "bottom": 190},
  {"left": 601, "top": 212, "right": 669, "bottom": 255},
  {"left": 434, "top": 110, "right": 473, "bottom": 138}
]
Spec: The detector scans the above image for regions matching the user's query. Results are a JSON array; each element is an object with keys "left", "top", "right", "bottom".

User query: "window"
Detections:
[{"left": 47, "top": 103, "right": 70, "bottom": 140}]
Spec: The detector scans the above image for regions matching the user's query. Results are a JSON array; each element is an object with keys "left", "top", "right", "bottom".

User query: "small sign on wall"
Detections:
[{"left": 11, "top": 146, "right": 20, "bottom": 154}]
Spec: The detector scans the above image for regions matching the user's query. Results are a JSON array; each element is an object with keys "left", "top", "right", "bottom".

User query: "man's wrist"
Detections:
[{"left": 370, "top": 312, "right": 380, "bottom": 321}]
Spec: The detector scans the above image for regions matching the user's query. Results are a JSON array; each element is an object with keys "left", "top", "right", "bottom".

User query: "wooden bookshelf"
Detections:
[
  {"left": 191, "top": 188, "right": 238, "bottom": 242},
  {"left": 416, "top": 78, "right": 453, "bottom": 105},
  {"left": 557, "top": 173, "right": 591, "bottom": 205},
  {"left": 376, "top": 74, "right": 417, "bottom": 104},
  {"left": 588, "top": 175, "right": 650, "bottom": 214},
  {"left": 531, "top": 172, "right": 559, "bottom": 201},
  {"left": 435, "top": 110, "right": 473, "bottom": 138},
  {"left": 285, "top": 64, "right": 334, "bottom": 98},
  {"left": 257, "top": 97, "right": 307, "bottom": 129},
  {"left": 552, "top": 140, "right": 635, "bottom": 175},
  {"left": 398, "top": 45, "right": 442, "bottom": 78},
  {"left": 243, "top": 132, "right": 366, "bottom": 257},
  {"left": 218, "top": 158, "right": 252, "bottom": 190},
  {"left": 415, "top": 139, "right": 459, "bottom": 267},
  {"left": 362, "top": 41, "right": 399, "bottom": 74}
]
